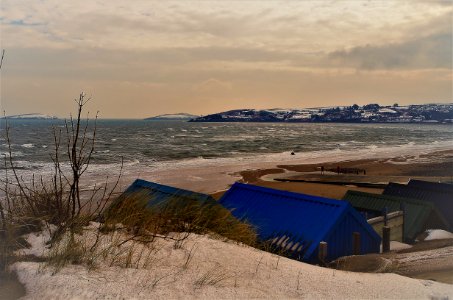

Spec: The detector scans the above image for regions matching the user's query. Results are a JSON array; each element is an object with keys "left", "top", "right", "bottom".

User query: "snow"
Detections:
[
  {"left": 11, "top": 225, "right": 453, "bottom": 300},
  {"left": 424, "top": 229, "right": 453, "bottom": 241},
  {"left": 393, "top": 245, "right": 453, "bottom": 266},
  {"left": 390, "top": 241, "right": 412, "bottom": 250},
  {"left": 378, "top": 108, "right": 397, "bottom": 114},
  {"left": 380, "top": 241, "right": 412, "bottom": 252},
  {"left": 18, "top": 231, "right": 51, "bottom": 257},
  {"left": 2, "top": 113, "right": 58, "bottom": 119},
  {"left": 362, "top": 112, "right": 377, "bottom": 117},
  {"left": 264, "top": 109, "right": 292, "bottom": 113},
  {"left": 289, "top": 114, "right": 311, "bottom": 119}
]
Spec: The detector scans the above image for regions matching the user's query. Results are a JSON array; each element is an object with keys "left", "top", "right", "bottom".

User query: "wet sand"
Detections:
[{"left": 208, "top": 150, "right": 453, "bottom": 200}]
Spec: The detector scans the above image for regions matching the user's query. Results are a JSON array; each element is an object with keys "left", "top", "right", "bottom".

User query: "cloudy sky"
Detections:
[{"left": 0, "top": 1, "right": 452, "bottom": 118}]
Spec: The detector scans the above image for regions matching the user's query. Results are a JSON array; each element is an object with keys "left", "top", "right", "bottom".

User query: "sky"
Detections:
[{"left": 0, "top": 0, "right": 452, "bottom": 118}]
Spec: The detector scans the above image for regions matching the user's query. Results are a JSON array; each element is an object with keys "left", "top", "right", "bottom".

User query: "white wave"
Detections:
[
  {"left": 141, "top": 139, "right": 453, "bottom": 172},
  {"left": 22, "top": 144, "right": 34, "bottom": 148},
  {"left": 125, "top": 159, "right": 140, "bottom": 166},
  {"left": 0, "top": 151, "right": 24, "bottom": 158},
  {"left": 95, "top": 150, "right": 110, "bottom": 154},
  {"left": 4, "top": 138, "right": 452, "bottom": 196}
]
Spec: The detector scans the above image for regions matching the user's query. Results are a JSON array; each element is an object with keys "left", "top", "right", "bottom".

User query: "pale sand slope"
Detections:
[{"left": 12, "top": 227, "right": 453, "bottom": 300}]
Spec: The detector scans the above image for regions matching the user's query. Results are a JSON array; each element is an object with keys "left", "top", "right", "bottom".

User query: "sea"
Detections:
[{"left": 1, "top": 120, "right": 452, "bottom": 192}]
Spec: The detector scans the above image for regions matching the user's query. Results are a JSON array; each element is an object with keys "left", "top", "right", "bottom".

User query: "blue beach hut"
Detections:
[
  {"left": 219, "top": 182, "right": 381, "bottom": 263},
  {"left": 107, "top": 179, "right": 219, "bottom": 217},
  {"left": 121, "top": 179, "right": 216, "bottom": 206}
]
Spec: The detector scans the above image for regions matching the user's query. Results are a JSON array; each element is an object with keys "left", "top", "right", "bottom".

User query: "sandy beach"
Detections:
[
  {"left": 206, "top": 149, "right": 453, "bottom": 199},
  {"left": 110, "top": 149, "right": 453, "bottom": 201}
]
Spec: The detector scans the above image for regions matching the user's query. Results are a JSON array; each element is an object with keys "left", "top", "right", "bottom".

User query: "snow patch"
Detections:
[{"left": 424, "top": 229, "right": 453, "bottom": 241}]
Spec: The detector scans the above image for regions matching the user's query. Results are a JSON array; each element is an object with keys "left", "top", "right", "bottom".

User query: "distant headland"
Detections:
[
  {"left": 1, "top": 113, "right": 58, "bottom": 120},
  {"left": 190, "top": 103, "right": 453, "bottom": 124},
  {"left": 144, "top": 113, "right": 199, "bottom": 121}
]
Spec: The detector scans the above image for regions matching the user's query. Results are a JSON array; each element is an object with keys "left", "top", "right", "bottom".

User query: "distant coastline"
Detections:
[
  {"left": 0, "top": 113, "right": 58, "bottom": 120},
  {"left": 190, "top": 103, "right": 453, "bottom": 124}
]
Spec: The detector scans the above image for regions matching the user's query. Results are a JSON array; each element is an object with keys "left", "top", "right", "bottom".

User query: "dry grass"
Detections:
[
  {"left": 194, "top": 265, "right": 231, "bottom": 288},
  {"left": 43, "top": 223, "right": 170, "bottom": 272},
  {"left": 0, "top": 192, "right": 50, "bottom": 271},
  {"left": 104, "top": 191, "right": 257, "bottom": 246},
  {"left": 2, "top": 188, "right": 257, "bottom": 275}
]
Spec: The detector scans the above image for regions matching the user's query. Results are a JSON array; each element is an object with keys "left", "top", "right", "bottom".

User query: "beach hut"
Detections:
[
  {"left": 107, "top": 179, "right": 218, "bottom": 217},
  {"left": 383, "top": 182, "right": 453, "bottom": 229},
  {"left": 408, "top": 179, "right": 453, "bottom": 194},
  {"left": 343, "top": 190, "right": 449, "bottom": 242},
  {"left": 219, "top": 182, "right": 381, "bottom": 263},
  {"left": 120, "top": 179, "right": 216, "bottom": 205}
]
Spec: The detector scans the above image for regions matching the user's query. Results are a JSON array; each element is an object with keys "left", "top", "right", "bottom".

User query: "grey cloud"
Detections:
[
  {"left": 413, "top": 0, "right": 452, "bottom": 7},
  {"left": 6, "top": 45, "right": 322, "bottom": 76},
  {"left": 329, "top": 32, "right": 452, "bottom": 70}
]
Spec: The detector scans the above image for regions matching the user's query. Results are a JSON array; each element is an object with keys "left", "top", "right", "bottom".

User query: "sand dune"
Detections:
[{"left": 12, "top": 226, "right": 453, "bottom": 299}]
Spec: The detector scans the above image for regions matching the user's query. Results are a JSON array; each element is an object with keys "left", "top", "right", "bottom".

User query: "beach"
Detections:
[
  {"left": 3, "top": 148, "right": 453, "bottom": 299},
  {"left": 122, "top": 149, "right": 453, "bottom": 200},
  {"left": 229, "top": 149, "right": 453, "bottom": 199},
  {"left": 2, "top": 122, "right": 453, "bottom": 299}
]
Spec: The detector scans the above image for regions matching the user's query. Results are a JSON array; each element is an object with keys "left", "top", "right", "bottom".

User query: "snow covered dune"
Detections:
[{"left": 12, "top": 228, "right": 453, "bottom": 299}]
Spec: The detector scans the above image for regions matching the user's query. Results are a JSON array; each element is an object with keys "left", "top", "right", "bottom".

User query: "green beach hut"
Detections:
[{"left": 343, "top": 190, "right": 449, "bottom": 242}]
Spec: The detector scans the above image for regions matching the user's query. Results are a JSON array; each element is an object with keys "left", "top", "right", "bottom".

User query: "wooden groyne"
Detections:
[{"left": 273, "top": 178, "right": 387, "bottom": 188}]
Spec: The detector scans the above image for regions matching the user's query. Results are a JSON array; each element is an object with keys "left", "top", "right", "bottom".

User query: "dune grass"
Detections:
[{"left": 104, "top": 191, "right": 257, "bottom": 246}]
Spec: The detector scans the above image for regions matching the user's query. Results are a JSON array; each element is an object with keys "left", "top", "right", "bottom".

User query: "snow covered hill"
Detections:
[
  {"left": 191, "top": 104, "right": 453, "bottom": 123},
  {"left": 1, "top": 113, "right": 58, "bottom": 120},
  {"left": 145, "top": 113, "right": 199, "bottom": 121}
]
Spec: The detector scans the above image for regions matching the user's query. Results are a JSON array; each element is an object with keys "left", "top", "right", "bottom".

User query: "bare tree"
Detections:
[
  {"left": 1, "top": 91, "right": 121, "bottom": 240},
  {"left": 0, "top": 49, "right": 5, "bottom": 237},
  {"left": 0, "top": 49, "right": 4, "bottom": 70},
  {"left": 65, "top": 93, "right": 97, "bottom": 217}
]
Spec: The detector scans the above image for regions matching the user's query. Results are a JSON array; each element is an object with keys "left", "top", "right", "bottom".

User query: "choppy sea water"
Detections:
[{"left": 1, "top": 120, "right": 452, "bottom": 189}]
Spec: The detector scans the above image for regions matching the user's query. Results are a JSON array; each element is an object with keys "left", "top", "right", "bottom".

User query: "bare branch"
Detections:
[{"left": 0, "top": 49, "right": 4, "bottom": 70}]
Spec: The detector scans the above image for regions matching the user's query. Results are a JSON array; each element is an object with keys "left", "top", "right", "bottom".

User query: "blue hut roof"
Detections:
[
  {"left": 122, "top": 179, "right": 217, "bottom": 207},
  {"left": 219, "top": 182, "right": 380, "bottom": 262}
]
